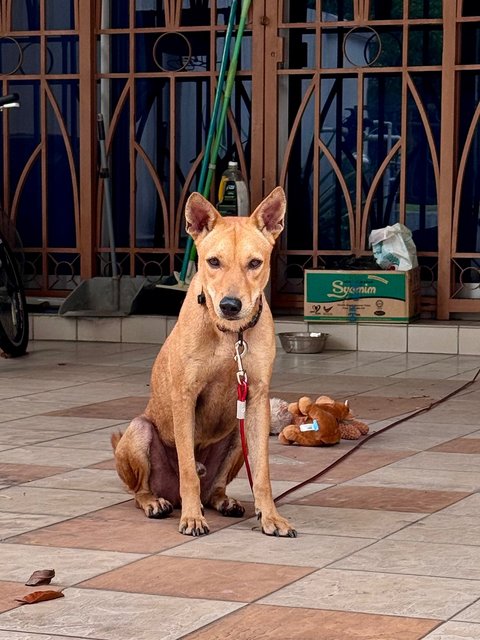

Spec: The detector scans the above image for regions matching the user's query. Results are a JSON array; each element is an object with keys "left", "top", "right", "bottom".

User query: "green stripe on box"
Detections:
[{"left": 304, "top": 315, "right": 417, "bottom": 323}]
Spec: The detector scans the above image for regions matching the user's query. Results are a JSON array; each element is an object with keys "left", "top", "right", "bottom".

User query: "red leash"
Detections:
[{"left": 234, "top": 337, "right": 254, "bottom": 490}]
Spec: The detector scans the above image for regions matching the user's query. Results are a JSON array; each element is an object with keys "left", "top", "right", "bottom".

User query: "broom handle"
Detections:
[
  {"left": 202, "top": 0, "right": 252, "bottom": 199},
  {"left": 180, "top": 0, "right": 252, "bottom": 283},
  {"left": 179, "top": 0, "right": 239, "bottom": 283}
]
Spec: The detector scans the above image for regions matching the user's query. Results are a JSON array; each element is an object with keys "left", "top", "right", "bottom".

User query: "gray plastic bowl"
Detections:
[{"left": 279, "top": 332, "right": 329, "bottom": 354}]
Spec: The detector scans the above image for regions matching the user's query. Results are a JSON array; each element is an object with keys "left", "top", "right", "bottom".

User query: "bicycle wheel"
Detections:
[{"left": 0, "top": 230, "right": 29, "bottom": 357}]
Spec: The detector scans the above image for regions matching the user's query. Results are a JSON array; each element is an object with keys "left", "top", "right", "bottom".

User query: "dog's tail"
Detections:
[{"left": 111, "top": 431, "right": 124, "bottom": 453}]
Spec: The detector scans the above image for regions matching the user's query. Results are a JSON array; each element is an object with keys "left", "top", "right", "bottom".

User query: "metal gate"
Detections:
[
  {"left": 264, "top": 0, "right": 480, "bottom": 318},
  {"left": 3, "top": 0, "right": 480, "bottom": 319}
]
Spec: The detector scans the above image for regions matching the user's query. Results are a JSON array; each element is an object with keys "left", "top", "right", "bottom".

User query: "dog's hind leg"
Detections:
[
  {"left": 200, "top": 431, "right": 246, "bottom": 517},
  {"left": 112, "top": 416, "right": 179, "bottom": 519}
]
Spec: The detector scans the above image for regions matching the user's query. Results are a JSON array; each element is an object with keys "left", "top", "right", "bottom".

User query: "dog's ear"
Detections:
[
  {"left": 185, "top": 192, "right": 221, "bottom": 240},
  {"left": 250, "top": 186, "right": 286, "bottom": 243}
]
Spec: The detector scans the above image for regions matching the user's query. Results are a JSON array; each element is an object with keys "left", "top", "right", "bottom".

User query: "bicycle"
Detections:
[{"left": 0, "top": 92, "right": 29, "bottom": 357}]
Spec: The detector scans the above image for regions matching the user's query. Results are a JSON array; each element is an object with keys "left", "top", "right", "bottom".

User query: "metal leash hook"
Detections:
[
  {"left": 235, "top": 337, "right": 248, "bottom": 419},
  {"left": 234, "top": 337, "right": 248, "bottom": 386},
  {"left": 234, "top": 336, "right": 253, "bottom": 490}
]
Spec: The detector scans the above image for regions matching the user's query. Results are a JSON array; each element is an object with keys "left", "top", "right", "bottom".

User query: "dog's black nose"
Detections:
[{"left": 219, "top": 296, "right": 242, "bottom": 318}]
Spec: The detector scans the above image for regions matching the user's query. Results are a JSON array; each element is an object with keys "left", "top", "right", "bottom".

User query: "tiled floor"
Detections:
[{"left": 1, "top": 341, "right": 480, "bottom": 639}]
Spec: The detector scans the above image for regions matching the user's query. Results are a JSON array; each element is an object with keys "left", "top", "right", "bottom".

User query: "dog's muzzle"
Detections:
[{"left": 219, "top": 296, "right": 242, "bottom": 319}]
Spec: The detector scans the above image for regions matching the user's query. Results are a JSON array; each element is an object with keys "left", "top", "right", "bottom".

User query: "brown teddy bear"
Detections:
[
  {"left": 314, "top": 395, "right": 369, "bottom": 441},
  {"left": 274, "top": 395, "right": 368, "bottom": 446}
]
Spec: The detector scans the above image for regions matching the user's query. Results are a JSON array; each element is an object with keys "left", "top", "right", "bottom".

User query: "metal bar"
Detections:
[
  {"left": 250, "top": 0, "right": 266, "bottom": 206},
  {"left": 40, "top": 0, "right": 48, "bottom": 290},
  {"left": 437, "top": 0, "right": 457, "bottom": 319},
  {"left": 260, "top": 0, "right": 280, "bottom": 200},
  {"left": 129, "top": 0, "right": 135, "bottom": 277},
  {"left": 78, "top": 0, "right": 97, "bottom": 280}
]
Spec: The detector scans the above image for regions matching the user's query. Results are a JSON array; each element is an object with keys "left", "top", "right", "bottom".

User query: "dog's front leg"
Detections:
[
  {"left": 172, "top": 398, "right": 209, "bottom": 536},
  {"left": 247, "top": 387, "right": 297, "bottom": 537}
]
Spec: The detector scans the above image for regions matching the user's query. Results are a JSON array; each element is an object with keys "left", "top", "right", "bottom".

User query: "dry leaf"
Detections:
[
  {"left": 15, "top": 590, "right": 64, "bottom": 605},
  {"left": 25, "top": 569, "right": 55, "bottom": 586}
]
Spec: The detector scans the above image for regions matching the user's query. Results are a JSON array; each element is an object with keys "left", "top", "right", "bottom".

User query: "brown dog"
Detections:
[{"left": 112, "top": 187, "right": 296, "bottom": 538}]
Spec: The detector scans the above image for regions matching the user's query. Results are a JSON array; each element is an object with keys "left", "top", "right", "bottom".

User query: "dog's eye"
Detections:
[
  {"left": 248, "top": 259, "right": 263, "bottom": 270},
  {"left": 207, "top": 257, "right": 220, "bottom": 268}
]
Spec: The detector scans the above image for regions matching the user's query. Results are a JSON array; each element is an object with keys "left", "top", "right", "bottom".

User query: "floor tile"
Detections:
[
  {"left": 0, "top": 463, "right": 69, "bottom": 485},
  {"left": 292, "top": 485, "right": 469, "bottom": 513},
  {"left": 0, "top": 513, "right": 67, "bottom": 541},
  {"left": 438, "top": 493, "right": 480, "bottom": 516},
  {"left": 264, "top": 450, "right": 346, "bottom": 482},
  {"left": 260, "top": 568, "right": 480, "bottom": 619},
  {"left": 25, "top": 468, "right": 125, "bottom": 493},
  {"left": 0, "top": 486, "right": 129, "bottom": 517},
  {"left": 0, "top": 581, "right": 43, "bottom": 613},
  {"left": 46, "top": 396, "right": 149, "bottom": 420},
  {"left": 0, "top": 399, "right": 81, "bottom": 420},
  {"left": 423, "top": 621, "right": 480, "bottom": 638},
  {"left": 390, "top": 451, "right": 480, "bottom": 473},
  {"left": 362, "top": 428, "right": 470, "bottom": 452},
  {"left": 0, "top": 446, "right": 112, "bottom": 468},
  {"left": 272, "top": 374, "right": 391, "bottom": 396},
  {"left": 0, "top": 376, "right": 79, "bottom": 399},
  {"left": 88, "top": 458, "right": 116, "bottom": 470},
  {"left": 0, "top": 633, "right": 88, "bottom": 640},
  {"left": 10, "top": 502, "right": 244, "bottom": 554},
  {"left": 79, "top": 555, "right": 313, "bottom": 602},
  {"left": 227, "top": 477, "right": 329, "bottom": 503},
  {"left": 346, "top": 395, "right": 433, "bottom": 421},
  {"left": 34, "top": 428, "right": 118, "bottom": 451},
  {"left": 27, "top": 384, "right": 142, "bottom": 407},
  {"left": 390, "top": 513, "right": 480, "bottom": 546},
  {"left": 454, "top": 598, "right": 480, "bottom": 622},
  {"left": 233, "top": 503, "right": 422, "bottom": 538},
  {"left": 0, "top": 543, "right": 145, "bottom": 584},
  {"left": 0, "top": 415, "right": 126, "bottom": 433},
  {"left": 316, "top": 449, "right": 417, "bottom": 483},
  {"left": 163, "top": 528, "right": 374, "bottom": 567},
  {"left": 393, "top": 421, "right": 480, "bottom": 440},
  {"left": 430, "top": 438, "right": 480, "bottom": 453},
  {"left": 0, "top": 587, "right": 242, "bottom": 640},
  {"left": 0, "top": 427, "right": 77, "bottom": 447},
  {"left": 346, "top": 466, "right": 480, "bottom": 492},
  {"left": 184, "top": 603, "right": 438, "bottom": 640},
  {"left": 411, "top": 403, "right": 480, "bottom": 425},
  {"left": 332, "top": 539, "right": 480, "bottom": 579}
]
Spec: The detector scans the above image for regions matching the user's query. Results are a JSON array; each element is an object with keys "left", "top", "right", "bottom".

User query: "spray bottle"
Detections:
[{"left": 217, "top": 160, "right": 250, "bottom": 216}]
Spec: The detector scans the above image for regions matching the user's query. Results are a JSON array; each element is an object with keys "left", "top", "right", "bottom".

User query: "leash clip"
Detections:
[
  {"left": 234, "top": 336, "right": 253, "bottom": 492},
  {"left": 234, "top": 338, "right": 248, "bottom": 385}
]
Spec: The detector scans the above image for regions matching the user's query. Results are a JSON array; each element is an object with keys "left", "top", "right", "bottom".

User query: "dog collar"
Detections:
[{"left": 197, "top": 291, "right": 263, "bottom": 334}]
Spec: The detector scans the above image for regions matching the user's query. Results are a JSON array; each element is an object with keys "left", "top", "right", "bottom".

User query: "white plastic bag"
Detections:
[{"left": 369, "top": 223, "right": 418, "bottom": 271}]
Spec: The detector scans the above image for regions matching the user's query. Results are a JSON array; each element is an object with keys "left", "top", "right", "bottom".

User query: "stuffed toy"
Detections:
[
  {"left": 270, "top": 395, "right": 368, "bottom": 446},
  {"left": 314, "top": 395, "right": 369, "bottom": 441},
  {"left": 269, "top": 397, "right": 293, "bottom": 435}
]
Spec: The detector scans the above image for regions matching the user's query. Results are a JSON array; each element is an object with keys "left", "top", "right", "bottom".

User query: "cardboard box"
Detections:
[{"left": 304, "top": 268, "right": 420, "bottom": 323}]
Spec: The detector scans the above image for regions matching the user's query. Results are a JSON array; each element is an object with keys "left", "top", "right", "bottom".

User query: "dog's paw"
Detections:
[
  {"left": 261, "top": 513, "right": 297, "bottom": 538},
  {"left": 219, "top": 497, "right": 245, "bottom": 518},
  {"left": 179, "top": 514, "right": 210, "bottom": 536},
  {"left": 142, "top": 498, "right": 173, "bottom": 519}
]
